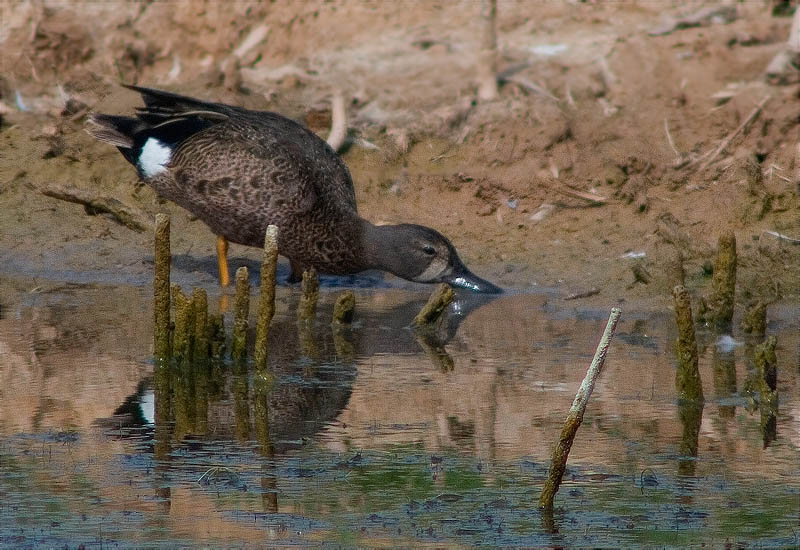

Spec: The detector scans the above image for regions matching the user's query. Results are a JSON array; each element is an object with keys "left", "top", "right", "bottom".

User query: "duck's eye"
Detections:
[{"left": 422, "top": 244, "right": 436, "bottom": 256}]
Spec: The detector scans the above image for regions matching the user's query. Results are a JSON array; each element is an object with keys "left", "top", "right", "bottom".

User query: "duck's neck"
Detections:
[{"left": 360, "top": 220, "right": 400, "bottom": 274}]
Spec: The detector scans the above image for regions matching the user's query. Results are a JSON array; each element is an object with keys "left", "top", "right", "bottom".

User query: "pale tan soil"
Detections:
[{"left": 1, "top": 1, "right": 798, "bottom": 307}]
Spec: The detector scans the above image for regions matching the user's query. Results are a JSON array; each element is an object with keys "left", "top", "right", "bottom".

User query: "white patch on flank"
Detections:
[{"left": 138, "top": 138, "right": 172, "bottom": 178}]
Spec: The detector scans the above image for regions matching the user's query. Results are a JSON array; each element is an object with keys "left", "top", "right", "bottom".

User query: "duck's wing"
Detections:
[{"left": 165, "top": 113, "right": 357, "bottom": 221}]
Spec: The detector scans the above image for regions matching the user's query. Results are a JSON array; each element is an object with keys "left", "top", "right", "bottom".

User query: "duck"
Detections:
[{"left": 86, "top": 85, "right": 501, "bottom": 293}]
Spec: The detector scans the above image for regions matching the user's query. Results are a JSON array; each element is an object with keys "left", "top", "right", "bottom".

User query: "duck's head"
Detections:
[{"left": 366, "top": 223, "right": 502, "bottom": 294}]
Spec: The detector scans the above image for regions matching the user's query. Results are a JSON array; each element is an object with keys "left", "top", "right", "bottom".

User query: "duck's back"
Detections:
[{"left": 163, "top": 112, "right": 356, "bottom": 243}]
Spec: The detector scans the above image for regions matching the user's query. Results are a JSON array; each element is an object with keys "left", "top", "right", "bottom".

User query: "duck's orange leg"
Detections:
[{"left": 216, "top": 235, "right": 230, "bottom": 287}]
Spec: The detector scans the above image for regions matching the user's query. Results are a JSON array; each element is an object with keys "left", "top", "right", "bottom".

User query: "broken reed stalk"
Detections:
[
  {"left": 477, "top": 0, "right": 499, "bottom": 101},
  {"left": 413, "top": 283, "right": 455, "bottom": 327},
  {"left": 539, "top": 307, "right": 621, "bottom": 510},
  {"left": 171, "top": 284, "right": 193, "bottom": 364},
  {"left": 297, "top": 268, "right": 319, "bottom": 323},
  {"left": 332, "top": 291, "right": 356, "bottom": 325},
  {"left": 232, "top": 266, "right": 250, "bottom": 361},
  {"left": 254, "top": 225, "right": 279, "bottom": 370},
  {"left": 154, "top": 213, "right": 171, "bottom": 360},
  {"left": 326, "top": 90, "right": 347, "bottom": 152},
  {"left": 741, "top": 301, "right": 766, "bottom": 338},
  {"left": 707, "top": 231, "right": 737, "bottom": 330},
  {"left": 192, "top": 287, "right": 209, "bottom": 359},
  {"left": 672, "top": 285, "right": 704, "bottom": 402}
]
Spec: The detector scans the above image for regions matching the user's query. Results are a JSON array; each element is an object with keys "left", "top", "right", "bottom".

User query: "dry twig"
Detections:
[
  {"left": 693, "top": 96, "right": 770, "bottom": 172},
  {"left": 40, "top": 184, "right": 150, "bottom": 232},
  {"left": 663, "top": 118, "right": 682, "bottom": 159},
  {"left": 554, "top": 185, "right": 606, "bottom": 204},
  {"left": 501, "top": 75, "right": 559, "bottom": 103}
]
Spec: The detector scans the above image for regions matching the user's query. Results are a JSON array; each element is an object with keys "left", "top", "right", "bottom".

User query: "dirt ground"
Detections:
[{"left": 1, "top": 1, "right": 798, "bottom": 307}]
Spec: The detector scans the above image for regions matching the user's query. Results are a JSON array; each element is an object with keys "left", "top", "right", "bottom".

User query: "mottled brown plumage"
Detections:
[{"left": 87, "top": 85, "right": 501, "bottom": 293}]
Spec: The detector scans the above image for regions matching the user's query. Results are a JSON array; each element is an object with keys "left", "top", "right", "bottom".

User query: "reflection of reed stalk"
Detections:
[
  {"left": 712, "top": 345, "right": 736, "bottom": 419},
  {"left": 414, "top": 330, "right": 455, "bottom": 372},
  {"left": 232, "top": 267, "right": 250, "bottom": 361},
  {"left": 253, "top": 370, "right": 278, "bottom": 512},
  {"left": 539, "top": 307, "right": 621, "bottom": 510},
  {"left": 255, "top": 226, "right": 279, "bottom": 370},
  {"left": 154, "top": 213, "right": 170, "bottom": 360},
  {"left": 673, "top": 285, "right": 704, "bottom": 402},
  {"left": 754, "top": 336, "right": 778, "bottom": 446},
  {"left": 171, "top": 284, "right": 193, "bottom": 364},
  {"left": 677, "top": 398, "right": 703, "bottom": 477}
]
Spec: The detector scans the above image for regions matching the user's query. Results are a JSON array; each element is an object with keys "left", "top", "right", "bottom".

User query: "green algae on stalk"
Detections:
[
  {"left": 255, "top": 225, "right": 279, "bottom": 370},
  {"left": 413, "top": 283, "right": 454, "bottom": 327},
  {"left": 232, "top": 266, "right": 250, "bottom": 361},
  {"left": 154, "top": 213, "right": 170, "bottom": 360},
  {"left": 672, "top": 285, "right": 704, "bottom": 402},
  {"left": 707, "top": 231, "right": 737, "bottom": 330},
  {"left": 332, "top": 291, "right": 356, "bottom": 325},
  {"left": 192, "top": 287, "right": 209, "bottom": 359},
  {"left": 539, "top": 307, "right": 621, "bottom": 511},
  {"left": 171, "top": 283, "right": 194, "bottom": 364},
  {"left": 298, "top": 268, "right": 319, "bottom": 323}
]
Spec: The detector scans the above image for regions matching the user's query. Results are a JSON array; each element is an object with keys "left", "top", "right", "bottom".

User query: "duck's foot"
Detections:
[{"left": 216, "top": 235, "right": 230, "bottom": 287}]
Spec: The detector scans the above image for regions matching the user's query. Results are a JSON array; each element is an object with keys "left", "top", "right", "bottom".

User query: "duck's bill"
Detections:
[{"left": 447, "top": 270, "right": 503, "bottom": 294}]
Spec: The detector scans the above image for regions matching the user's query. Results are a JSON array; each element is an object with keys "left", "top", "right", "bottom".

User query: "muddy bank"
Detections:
[{"left": 1, "top": 2, "right": 798, "bottom": 305}]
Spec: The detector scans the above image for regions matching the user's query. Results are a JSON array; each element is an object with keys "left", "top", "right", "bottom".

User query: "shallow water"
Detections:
[{"left": 1, "top": 279, "right": 798, "bottom": 549}]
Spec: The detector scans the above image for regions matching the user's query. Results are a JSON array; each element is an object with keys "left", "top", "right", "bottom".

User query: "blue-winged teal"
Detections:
[{"left": 86, "top": 85, "right": 501, "bottom": 293}]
